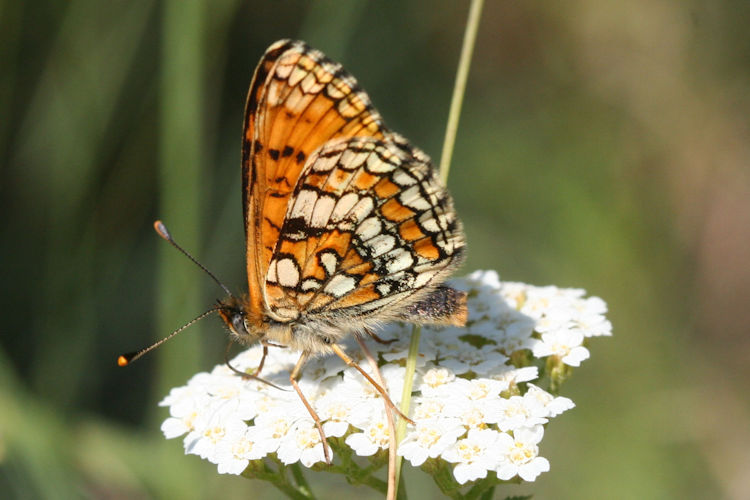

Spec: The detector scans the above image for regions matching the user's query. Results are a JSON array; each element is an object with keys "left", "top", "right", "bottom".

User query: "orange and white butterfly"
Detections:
[
  {"left": 220, "top": 38, "right": 466, "bottom": 351},
  {"left": 124, "top": 40, "right": 467, "bottom": 463},
  {"left": 219, "top": 39, "right": 467, "bottom": 460}
]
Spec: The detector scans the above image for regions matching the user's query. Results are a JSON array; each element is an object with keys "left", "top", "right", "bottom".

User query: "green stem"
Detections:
[
  {"left": 350, "top": 472, "right": 389, "bottom": 493},
  {"left": 396, "top": 472, "right": 409, "bottom": 500},
  {"left": 327, "top": 462, "right": 388, "bottom": 494},
  {"left": 422, "top": 459, "right": 464, "bottom": 500},
  {"left": 395, "top": 0, "right": 485, "bottom": 496},
  {"left": 394, "top": 322, "right": 421, "bottom": 494},
  {"left": 242, "top": 460, "right": 315, "bottom": 500},
  {"left": 290, "top": 463, "right": 314, "bottom": 498},
  {"left": 271, "top": 479, "right": 314, "bottom": 500},
  {"left": 478, "top": 486, "right": 496, "bottom": 500},
  {"left": 326, "top": 438, "right": 388, "bottom": 494},
  {"left": 438, "top": 0, "right": 485, "bottom": 183},
  {"left": 465, "top": 474, "right": 497, "bottom": 500}
]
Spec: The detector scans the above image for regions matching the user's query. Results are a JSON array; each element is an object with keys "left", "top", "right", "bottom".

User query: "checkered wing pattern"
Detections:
[
  {"left": 264, "top": 136, "right": 465, "bottom": 323},
  {"left": 242, "top": 39, "right": 465, "bottom": 327},
  {"left": 242, "top": 40, "right": 388, "bottom": 314}
]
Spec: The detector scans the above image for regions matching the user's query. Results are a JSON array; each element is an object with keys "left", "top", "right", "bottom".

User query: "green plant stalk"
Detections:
[
  {"left": 394, "top": 323, "right": 421, "bottom": 494},
  {"left": 289, "top": 463, "right": 313, "bottom": 498},
  {"left": 465, "top": 475, "right": 498, "bottom": 500},
  {"left": 325, "top": 438, "right": 388, "bottom": 494},
  {"left": 422, "top": 459, "right": 464, "bottom": 500},
  {"left": 477, "top": 486, "right": 497, "bottom": 500},
  {"left": 395, "top": 0, "right": 485, "bottom": 495},
  {"left": 243, "top": 459, "right": 314, "bottom": 500},
  {"left": 438, "top": 0, "right": 485, "bottom": 183}
]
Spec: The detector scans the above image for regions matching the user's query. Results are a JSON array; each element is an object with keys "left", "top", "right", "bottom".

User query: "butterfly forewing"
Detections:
[{"left": 242, "top": 40, "right": 389, "bottom": 314}]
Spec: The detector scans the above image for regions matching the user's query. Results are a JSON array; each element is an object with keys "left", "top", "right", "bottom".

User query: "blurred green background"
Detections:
[{"left": 2, "top": 1, "right": 749, "bottom": 498}]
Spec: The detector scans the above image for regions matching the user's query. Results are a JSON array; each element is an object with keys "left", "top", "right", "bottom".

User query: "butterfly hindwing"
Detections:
[{"left": 264, "top": 136, "right": 465, "bottom": 324}]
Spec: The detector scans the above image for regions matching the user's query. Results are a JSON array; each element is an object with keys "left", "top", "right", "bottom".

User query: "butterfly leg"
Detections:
[
  {"left": 226, "top": 341, "right": 269, "bottom": 376},
  {"left": 255, "top": 343, "right": 269, "bottom": 376},
  {"left": 289, "top": 351, "right": 332, "bottom": 464},
  {"left": 224, "top": 341, "right": 287, "bottom": 391},
  {"left": 224, "top": 340, "right": 246, "bottom": 376},
  {"left": 330, "top": 344, "right": 415, "bottom": 425},
  {"left": 364, "top": 327, "right": 397, "bottom": 345},
  {"left": 356, "top": 337, "right": 398, "bottom": 499}
]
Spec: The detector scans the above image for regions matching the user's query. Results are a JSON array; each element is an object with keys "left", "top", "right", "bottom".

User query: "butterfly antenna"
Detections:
[
  {"left": 153, "top": 220, "right": 233, "bottom": 297},
  {"left": 117, "top": 307, "right": 218, "bottom": 366}
]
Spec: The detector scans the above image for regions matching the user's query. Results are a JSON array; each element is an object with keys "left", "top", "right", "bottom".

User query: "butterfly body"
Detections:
[{"left": 218, "top": 284, "right": 468, "bottom": 356}]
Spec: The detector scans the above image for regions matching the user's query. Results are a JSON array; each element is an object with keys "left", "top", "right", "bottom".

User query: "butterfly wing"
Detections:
[
  {"left": 242, "top": 40, "right": 388, "bottom": 315},
  {"left": 264, "top": 136, "right": 466, "bottom": 327}
]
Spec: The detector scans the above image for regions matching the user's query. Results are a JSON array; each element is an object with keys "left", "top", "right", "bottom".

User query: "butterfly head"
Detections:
[{"left": 217, "top": 295, "right": 265, "bottom": 345}]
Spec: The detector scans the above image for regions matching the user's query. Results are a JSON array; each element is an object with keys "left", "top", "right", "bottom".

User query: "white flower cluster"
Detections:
[{"left": 159, "top": 270, "right": 611, "bottom": 484}]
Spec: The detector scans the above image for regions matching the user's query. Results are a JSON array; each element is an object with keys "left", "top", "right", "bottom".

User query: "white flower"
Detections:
[
  {"left": 579, "top": 295, "right": 607, "bottom": 316},
  {"left": 495, "top": 395, "right": 548, "bottom": 432},
  {"left": 441, "top": 428, "right": 504, "bottom": 484},
  {"left": 381, "top": 347, "right": 430, "bottom": 366},
  {"left": 316, "top": 390, "right": 359, "bottom": 437},
  {"left": 399, "top": 418, "right": 466, "bottom": 466},
  {"left": 159, "top": 372, "right": 211, "bottom": 408},
  {"left": 463, "top": 377, "right": 509, "bottom": 400},
  {"left": 525, "top": 384, "right": 575, "bottom": 417},
  {"left": 466, "top": 269, "right": 502, "bottom": 290},
  {"left": 253, "top": 392, "right": 311, "bottom": 438},
  {"left": 160, "top": 383, "right": 209, "bottom": 439},
  {"left": 345, "top": 412, "right": 391, "bottom": 457},
  {"left": 459, "top": 401, "right": 501, "bottom": 428},
  {"left": 572, "top": 298, "right": 613, "bottom": 337},
  {"left": 533, "top": 306, "right": 574, "bottom": 333},
  {"left": 532, "top": 328, "right": 590, "bottom": 366},
  {"left": 520, "top": 285, "right": 566, "bottom": 320},
  {"left": 422, "top": 328, "right": 466, "bottom": 361},
  {"left": 439, "top": 344, "right": 509, "bottom": 376},
  {"left": 493, "top": 314, "right": 537, "bottom": 355},
  {"left": 428, "top": 378, "right": 508, "bottom": 428},
  {"left": 411, "top": 396, "right": 456, "bottom": 421},
  {"left": 277, "top": 420, "right": 327, "bottom": 467},
  {"left": 418, "top": 366, "right": 457, "bottom": 396},
  {"left": 184, "top": 410, "right": 239, "bottom": 464},
  {"left": 498, "top": 281, "right": 529, "bottom": 310},
  {"left": 215, "top": 420, "right": 277, "bottom": 474},
  {"left": 491, "top": 365, "right": 539, "bottom": 386},
  {"left": 156, "top": 270, "right": 610, "bottom": 484},
  {"left": 496, "top": 426, "right": 550, "bottom": 481},
  {"left": 578, "top": 316, "right": 613, "bottom": 338},
  {"left": 340, "top": 364, "right": 405, "bottom": 404},
  {"left": 161, "top": 414, "right": 198, "bottom": 440}
]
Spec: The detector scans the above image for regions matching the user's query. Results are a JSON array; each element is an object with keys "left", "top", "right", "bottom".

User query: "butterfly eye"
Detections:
[{"left": 231, "top": 312, "right": 249, "bottom": 337}]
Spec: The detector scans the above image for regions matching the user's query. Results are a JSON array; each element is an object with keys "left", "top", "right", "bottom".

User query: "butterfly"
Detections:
[{"left": 122, "top": 39, "right": 467, "bottom": 464}]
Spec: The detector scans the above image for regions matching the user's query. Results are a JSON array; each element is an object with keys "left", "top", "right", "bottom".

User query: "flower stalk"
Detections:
[{"left": 396, "top": 0, "right": 486, "bottom": 493}]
